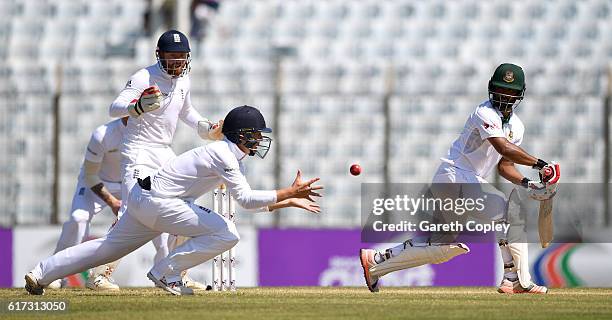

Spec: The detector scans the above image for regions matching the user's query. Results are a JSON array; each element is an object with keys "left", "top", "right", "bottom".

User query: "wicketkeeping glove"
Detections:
[
  {"left": 128, "top": 86, "right": 162, "bottom": 117},
  {"left": 198, "top": 120, "right": 224, "bottom": 140}
]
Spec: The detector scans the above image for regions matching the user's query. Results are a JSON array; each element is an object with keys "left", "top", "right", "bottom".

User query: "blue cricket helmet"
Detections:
[
  {"left": 222, "top": 106, "right": 273, "bottom": 158},
  {"left": 156, "top": 30, "right": 190, "bottom": 52}
]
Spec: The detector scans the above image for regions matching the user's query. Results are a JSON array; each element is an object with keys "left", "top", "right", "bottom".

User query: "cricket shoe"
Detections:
[
  {"left": 515, "top": 283, "right": 548, "bottom": 294},
  {"left": 182, "top": 273, "right": 207, "bottom": 290},
  {"left": 47, "top": 279, "right": 62, "bottom": 289},
  {"left": 359, "top": 249, "right": 380, "bottom": 293},
  {"left": 24, "top": 272, "right": 44, "bottom": 295},
  {"left": 496, "top": 279, "right": 515, "bottom": 294},
  {"left": 497, "top": 279, "right": 548, "bottom": 294},
  {"left": 86, "top": 274, "right": 120, "bottom": 291},
  {"left": 147, "top": 272, "right": 194, "bottom": 296}
]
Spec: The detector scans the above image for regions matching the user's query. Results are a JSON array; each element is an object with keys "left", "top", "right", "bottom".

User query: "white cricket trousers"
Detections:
[
  {"left": 120, "top": 145, "right": 177, "bottom": 262},
  {"left": 32, "top": 184, "right": 240, "bottom": 286}
]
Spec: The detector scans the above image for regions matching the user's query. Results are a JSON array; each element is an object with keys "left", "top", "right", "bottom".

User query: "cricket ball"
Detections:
[{"left": 350, "top": 164, "right": 361, "bottom": 176}]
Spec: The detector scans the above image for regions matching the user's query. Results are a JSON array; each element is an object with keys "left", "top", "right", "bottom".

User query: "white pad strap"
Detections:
[
  {"left": 507, "top": 242, "right": 532, "bottom": 288},
  {"left": 369, "top": 243, "right": 470, "bottom": 278}
]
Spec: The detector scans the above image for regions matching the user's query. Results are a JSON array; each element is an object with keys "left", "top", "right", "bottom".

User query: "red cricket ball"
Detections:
[{"left": 350, "top": 164, "right": 361, "bottom": 176}]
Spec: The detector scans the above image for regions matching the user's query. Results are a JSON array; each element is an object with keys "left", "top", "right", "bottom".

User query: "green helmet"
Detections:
[{"left": 488, "top": 63, "right": 526, "bottom": 122}]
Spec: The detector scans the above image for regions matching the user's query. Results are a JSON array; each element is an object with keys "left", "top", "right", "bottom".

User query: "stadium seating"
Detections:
[{"left": 0, "top": 0, "right": 610, "bottom": 226}]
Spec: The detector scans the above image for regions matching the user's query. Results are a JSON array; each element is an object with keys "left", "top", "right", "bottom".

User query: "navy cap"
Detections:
[{"left": 156, "top": 30, "right": 190, "bottom": 53}]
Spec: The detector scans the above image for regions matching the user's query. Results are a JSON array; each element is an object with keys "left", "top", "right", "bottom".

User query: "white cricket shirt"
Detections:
[
  {"left": 150, "top": 138, "right": 277, "bottom": 209},
  {"left": 109, "top": 63, "right": 205, "bottom": 148},
  {"left": 81, "top": 118, "right": 125, "bottom": 184},
  {"left": 441, "top": 100, "right": 524, "bottom": 178}
]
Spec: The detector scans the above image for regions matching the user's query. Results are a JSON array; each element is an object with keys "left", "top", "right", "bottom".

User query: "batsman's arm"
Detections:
[
  {"left": 498, "top": 157, "right": 528, "bottom": 186},
  {"left": 83, "top": 160, "right": 121, "bottom": 216},
  {"left": 488, "top": 137, "right": 539, "bottom": 167}
]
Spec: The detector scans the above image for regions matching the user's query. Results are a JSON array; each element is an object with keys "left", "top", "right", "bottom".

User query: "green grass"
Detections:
[{"left": 1, "top": 287, "right": 611, "bottom": 320}]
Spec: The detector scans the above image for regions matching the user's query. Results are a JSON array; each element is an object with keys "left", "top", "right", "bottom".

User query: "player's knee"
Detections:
[
  {"left": 219, "top": 223, "right": 240, "bottom": 248},
  {"left": 70, "top": 209, "right": 90, "bottom": 223}
]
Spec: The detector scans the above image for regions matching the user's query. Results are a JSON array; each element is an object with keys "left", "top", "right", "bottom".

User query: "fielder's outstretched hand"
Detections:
[
  {"left": 291, "top": 170, "right": 323, "bottom": 201},
  {"left": 290, "top": 198, "right": 321, "bottom": 213},
  {"left": 269, "top": 198, "right": 321, "bottom": 213}
]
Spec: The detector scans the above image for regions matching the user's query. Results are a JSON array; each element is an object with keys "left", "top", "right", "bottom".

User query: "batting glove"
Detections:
[{"left": 532, "top": 159, "right": 561, "bottom": 184}]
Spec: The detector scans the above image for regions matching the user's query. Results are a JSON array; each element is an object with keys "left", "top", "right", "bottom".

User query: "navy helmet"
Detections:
[
  {"left": 155, "top": 30, "right": 191, "bottom": 77},
  {"left": 223, "top": 106, "right": 273, "bottom": 158}
]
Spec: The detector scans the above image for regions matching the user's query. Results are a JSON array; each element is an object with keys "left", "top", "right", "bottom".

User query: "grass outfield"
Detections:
[{"left": 1, "top": 287, "right": 611, "bottom": 320}]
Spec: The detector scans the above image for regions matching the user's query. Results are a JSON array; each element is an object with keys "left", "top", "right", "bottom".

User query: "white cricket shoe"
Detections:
[
  {"left": 182, "top": 273, "right": 207, "bottom": 290},
  {"left": 24, "top": 272, "right": 44, "bottom": 295},
  {"left": 47, "top": 279, "right": 62, "bottom": 289},
  {"left": 516, "top": 283, "right": 548, "bottom": 294},
  {"left": 497, "top": 278, "right": 548, "bottom": 294},
  {"left": 147, "top": 272, "right": 194, "bottom": 296},
  {"left": 496, "top": 279, "right": 515, "bottom": 294},
  {"left": 86, "top": 274, "right": 120, "bottom": 291},
  {"left": 359, "top": 249, "right": 380, "bottom": 293}
]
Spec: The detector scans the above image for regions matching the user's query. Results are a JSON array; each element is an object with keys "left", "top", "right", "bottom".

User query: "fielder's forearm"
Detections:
[
  {"left": 90, "top": 183, "right": 119, "bottom": 211},
  {"left": 267, "top": 199, "right": 293, "bottom": 211},
  {"left": 276, "top": 187, "right": 297, "bottom": 203}
]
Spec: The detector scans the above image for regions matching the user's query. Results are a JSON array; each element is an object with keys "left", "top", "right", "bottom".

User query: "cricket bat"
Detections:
[{"left": 538, "top": 198, "right": 554, "bottom": 248}]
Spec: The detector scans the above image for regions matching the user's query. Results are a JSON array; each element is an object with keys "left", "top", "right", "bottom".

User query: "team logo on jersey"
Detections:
[
  {"left": 483, "top": 122, "right": 499, "bottom": 130},
  {"left": 125, "top": 80, "right": 132, "bottom": 88},
  {"left": 173, "top": 34, "right": 181, "bottom": 42},
  {"left": 508, "top": 130, "right": 513, "bottom": 139},
  {"left": 503, "top": 71, "right": 514, "bottom": 83}
]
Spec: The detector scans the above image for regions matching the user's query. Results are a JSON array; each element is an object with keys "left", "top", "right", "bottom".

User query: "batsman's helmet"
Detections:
[
  {"left": 488, "top": 63, "right": 526, "bottom": 121},
  {"left": 223, "top": 106, "right": 273, "bottom": 159},
  {"left": 155, "top": 30, "right": 191, "bottom": 77}
]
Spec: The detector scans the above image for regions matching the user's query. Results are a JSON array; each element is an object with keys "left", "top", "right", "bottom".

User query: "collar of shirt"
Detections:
[
  {"left": 225, "top": 137, "right": 247, "bottom": 161},
  {"left": 484, "top": 100, "right": 513, "bottom": 123}
]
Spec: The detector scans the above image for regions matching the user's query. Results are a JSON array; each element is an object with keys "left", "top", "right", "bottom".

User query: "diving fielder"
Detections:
[
  {"left": 25, "top": 105, "right": 323, "bottom": 296},
  {"left": 47, "top": 118, "right": 128, "bottom": 291},
  {"left": 360, "top": 63, "right": 560, "bottom": 294},
  {"left": 106, "top": 30, "right": 222, "bottom": 289}
]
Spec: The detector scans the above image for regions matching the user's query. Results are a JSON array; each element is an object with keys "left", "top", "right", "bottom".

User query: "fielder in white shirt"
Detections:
[
  {"left": 107, "top": 30, "right": 222, "bottom": 289},
  {"left": 360, "top": 63, "right": 560, "bottom": 294},
  {"left": 25, "top": 106, "right": 323, "bottom": 296},
  {"left": 47, "top": 118, "right": 127, "bottom": 291}
]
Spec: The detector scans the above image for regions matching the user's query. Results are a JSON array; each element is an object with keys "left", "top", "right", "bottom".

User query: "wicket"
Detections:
[{"left": 211, "top": 184, "right": 237, "bottom": 291}]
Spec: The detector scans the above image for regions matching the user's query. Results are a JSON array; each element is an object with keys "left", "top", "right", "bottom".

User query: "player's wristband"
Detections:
[
  {"left": 532, "top": 159, "right": 547, "bottom": 170},
  {"left": 521, "top": 177, "right": 530, "bottom": 188}
]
